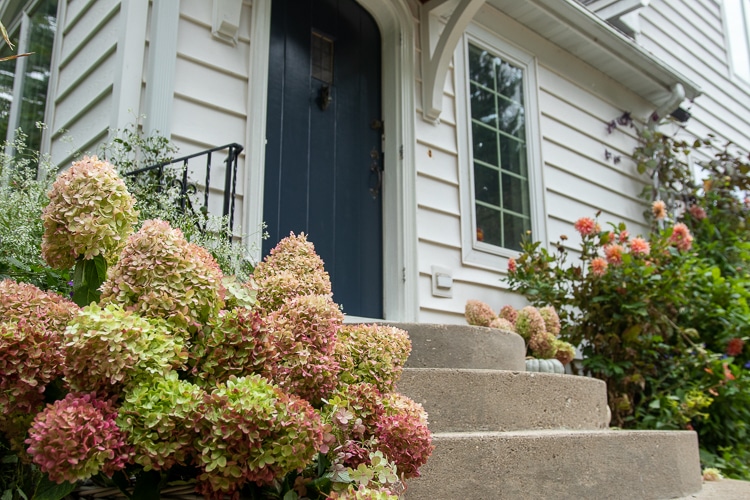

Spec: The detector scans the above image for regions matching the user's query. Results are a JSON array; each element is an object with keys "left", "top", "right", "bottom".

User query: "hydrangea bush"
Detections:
[
  {"left": 464, "top": 300, "right": 575, "bottom": 366},
  {"left": 0, "top": 159, "right": 431, "bottom": 499}
]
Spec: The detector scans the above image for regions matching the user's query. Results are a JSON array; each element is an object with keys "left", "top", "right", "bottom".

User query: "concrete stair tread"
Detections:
[
  {"left": 407, "top": 428, "right": 702, "bottom": 499},
  {"left": 381, "top": 322, "right": 526, "bottom": 371},
  {"left": 398, "top": 368, "right": 610, "bottom": 432}
]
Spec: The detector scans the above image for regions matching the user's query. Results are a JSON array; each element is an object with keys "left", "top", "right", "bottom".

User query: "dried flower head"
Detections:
[
  {"left": 335, "top": 324, "right": 411, "bottom": 393},
  {"left": 489, "top": 317, "right": 515, "bottom": 331},
  {"left": 514, "top": 306, "right": 546, "bottom": 341},
  {"left": 117, "top": 372, "right": 204, "bottom": 471},
  {"left": 64, "top": 303, "right": 187, "bottom": 394},
  {"left": 498, "top": 305, "right": 518, "bottom": 325},
  {"left": 629, "top": 237, "right": 651, "bottom": 257},
  {"left": 669, "top": 223, "right": 694, "bottom": 252},
  {"left": 100, "top": 219, "right": 225, "bottom": 332},
  {"left": 538, "top": 306, "right": 561, "bottom": 336},
  {"left": 265, "top": 294, "right": 343, "bottom": 406},
  {"left": 25, "top": 393, "right": 132, "bottom": 484},
  {"left": 590, "top": 257, "right": 608, "bottom": 276},
  {"left": 574, "top": 217, "right": 598, "bottom": 236},
  {"left": 553, "top": 340, "right": 576, "bottom": 366},
  {"left": 253, "top": 233, "right": 332, "bottom": 313},
  {"left": 464, "top": 299, "right": 497, "bottom": 327},
  {"left": 0, "top": 279, "right": 79, "bottom": 335},
  {"left": 41, "top": 156, "right": 137, "bottom": 268},
  {"left": 652, "top": 200, "right": 667, "bottom": 220},
  {"left": 528, "top": 330, "right": 557, "bottom": 359},
  {"left": 194, "top": 375, "right": 323, "bottom": 496}
]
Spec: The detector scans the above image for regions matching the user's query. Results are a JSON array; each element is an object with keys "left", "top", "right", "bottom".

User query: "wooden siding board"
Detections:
[
  {"left": 173, "top": 57, "right": 249, "bottom": 116},
  {"left": 59, "top": 0, "right": 119, "bottom": 68},
  {"left": 170, "top": 97, "right": 246, "bottom": 149},
  {"left": 416, "top": 208, "right": 462, "bottom": 248},
  {"left": 176, "top": 14, "right": 250, "bottom": 80},
  {"left": 415, "top": 142, "right": 459, "bottom": 184}
]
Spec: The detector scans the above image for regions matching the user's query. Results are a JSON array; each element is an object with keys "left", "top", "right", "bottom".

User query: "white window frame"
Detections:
[
  {"left": 724, "top": 0, "right": 750, "bottom": 84},
  {"left": 455, "top": 24, "right": 546, "bottom": 272}
]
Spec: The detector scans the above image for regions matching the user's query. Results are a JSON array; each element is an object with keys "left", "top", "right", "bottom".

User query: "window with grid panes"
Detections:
[{"left": 468, "top": 43, "right": 531, "bottom": 252}]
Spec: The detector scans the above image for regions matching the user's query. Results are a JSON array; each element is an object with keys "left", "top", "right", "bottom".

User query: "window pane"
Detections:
[
  {"left": 503, "top": 213, "right": 530, "bottom": 252},
  {"left": 501, "top": 174, "right": 529, "bottom": 215},
  {"left": 472, "top": 122, "right": 498, "bottom": 166},
  {"left": 476, "top": 204, "right": 502, "bottom": 246},
  {"left": 726, "top": 0, "right": 750, "bottom": 81},
  {"left": 468, "top": 42, "right": 532, "bottom": 251},
  {"left": 470, "top": 82, "right": 496, "bottom": 126},
  {"left": 474, "top": 164, "right": 499, "bottom": 205},
  {"left": 468, "top": 44, "right": 494, "bottom": 89},
  {"left": 18, "top": 0, "right": 57, "bottom": 151},
  {"left": 500, "top": 136, "right": 527, "bottom": 176}
]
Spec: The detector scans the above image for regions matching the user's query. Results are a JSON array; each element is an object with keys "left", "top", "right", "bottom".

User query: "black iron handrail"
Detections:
[{"left": 125, "top": 143, "right": 243, "bottom": 238}]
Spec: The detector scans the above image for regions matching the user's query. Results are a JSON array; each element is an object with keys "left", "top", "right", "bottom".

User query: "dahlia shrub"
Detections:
[
  {"left": 100, "top": 219, "right": 225, "bottom": 332},
  {"left": 335, "top": 324, "right": 411, "bottom": 392},
  {"left": 25, "top": 393, "right": 131, "bottom": 484},
  {"left": 63, "top": 303, "right": 187, "bottom": 394},
  {"left": 41, "top": 156, "right": 137, "bottom": 269}
]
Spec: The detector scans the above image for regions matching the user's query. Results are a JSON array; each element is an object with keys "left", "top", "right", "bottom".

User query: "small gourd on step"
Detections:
[{"left": 524, "top": 357, "right": 565, "bottom": 374}]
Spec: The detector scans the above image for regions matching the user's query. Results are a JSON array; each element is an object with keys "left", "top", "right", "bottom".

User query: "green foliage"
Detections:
[
  {"left": 507, "top": 124, "right": 750, "bottom": 479},
  {"left": 0, "top": 134, "right": 69, "bottom": 292}
]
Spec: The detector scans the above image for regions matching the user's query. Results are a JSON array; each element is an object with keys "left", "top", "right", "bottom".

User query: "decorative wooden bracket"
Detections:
[
  {"left": 212, "top": 0, "right": 243, "bottom": 46},
  {"left": 420, "top": 0, "right": 486, "bottom": 124}
]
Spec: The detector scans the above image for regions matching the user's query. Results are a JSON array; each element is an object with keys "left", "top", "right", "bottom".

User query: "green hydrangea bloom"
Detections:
[
  {"left": 118, "top": 371, "right": 204, "bottom": 471},
  {"left": 194, "top": 375, "right": 323, "bottom": 496},
  {"left": 514, "top": 306, "right": 546, "bottom": 341},
  {"left": 41, "top": 156, "right": 137, "bottom": 269},
  {"left": 64, "top": 303, "right": 187, "bottom": 394},
  {"left": 335, "top": 324, "right": 411, "bottom": 393},
  {"left": 100, "top": 219, "right": 225, "bottom": 332}
]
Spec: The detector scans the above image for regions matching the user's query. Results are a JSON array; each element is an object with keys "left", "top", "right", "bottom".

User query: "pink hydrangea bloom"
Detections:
[
  {"left": 629, "top": 237, "right": 651, "bottom": 256},
  {"left": 604, "top": 244, "right": 624, "bottom": 264},
  {"left": 590, "top": 257, "right": 608, "bottom": 276},
  {"left": 652, "top": 200, "right": 667, "bottom": 220},
  {"left": 376, "top": 394, "right": 433, "bottom": 479},
  {"left": 25, "top": 393, "right": 131, "bottom": 484},
  {"left": 574, "top": 217, "right": 598, "bottom": 236},
  {"left": 669, "top": 223, "right": 694, "bottom": 252},
  {"left": 464, "top": 300, "right": 497, "bottom": 327}
]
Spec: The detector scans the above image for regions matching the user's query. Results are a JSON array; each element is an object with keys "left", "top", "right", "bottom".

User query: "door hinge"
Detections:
[
  {"left": 402, "top": 267, "right": 406, "bottom": 283},
  {"left": 399, "top": 145, "right": 404, "bottom": 160}
]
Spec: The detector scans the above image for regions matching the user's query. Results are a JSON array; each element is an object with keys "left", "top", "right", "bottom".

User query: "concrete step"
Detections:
[
  {"left": 381, "top": 322, "right": 526, "bottom": 371},
  {"left": 397, "top": 368, "right": 610, "bottom": 433},
  {"left": 405, "top": 429, "right": 702, "bottom": 500}
]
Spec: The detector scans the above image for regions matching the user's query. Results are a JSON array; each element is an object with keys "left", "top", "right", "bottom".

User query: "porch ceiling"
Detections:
[{"left": 482, "top": 0, "right": 703, "bottom": 107}]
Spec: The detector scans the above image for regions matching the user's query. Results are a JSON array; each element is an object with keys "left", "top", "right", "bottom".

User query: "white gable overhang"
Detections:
[{"left": 421, "top": 0, "right": 703, "bottom": 122}]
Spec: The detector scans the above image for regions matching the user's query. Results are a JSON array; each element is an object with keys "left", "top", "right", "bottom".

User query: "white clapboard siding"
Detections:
[
  {"left": 163, "top": 0, "right": 252, "bottom": 236},
  {"left": 414, "top": 3, "right": 653, "bottom": 323},
  {"left": 49, "top": 0, "right": 121, "bottom": 167},
  {"left": 638, "top": 1, "right": 750, "bottom": 150}
]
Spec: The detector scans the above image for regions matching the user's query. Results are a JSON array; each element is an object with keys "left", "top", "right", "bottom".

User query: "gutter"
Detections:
[{"left": 516, "top": 0, "right": 702, "bottom": 109}]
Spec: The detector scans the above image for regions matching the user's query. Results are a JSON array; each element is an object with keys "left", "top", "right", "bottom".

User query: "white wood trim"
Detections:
[
  {"left": 420, "top": 0, "right": 485, "bottom": 123},
  {"left": 144, "top": 0, "right": 180, "bottom": 135},
  {"left": 111, "top": 0, "right": 148, "bottom": 132},
  {"left": 454, "top": 23, "right": 548, "bottom": 272},
  {"left": 243, "top": 0, "right": 418, "bottom": 321},
  {"left": 41, "top": 0, "right": 66, "bottom": 156},
  {"left": 243, "top": 0, "right": 272, "bottom": 258}
]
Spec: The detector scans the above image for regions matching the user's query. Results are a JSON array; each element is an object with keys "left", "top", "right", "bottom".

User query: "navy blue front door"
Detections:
[{"left": 264, "top": 0, "right": 383, "bottom": 318}]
